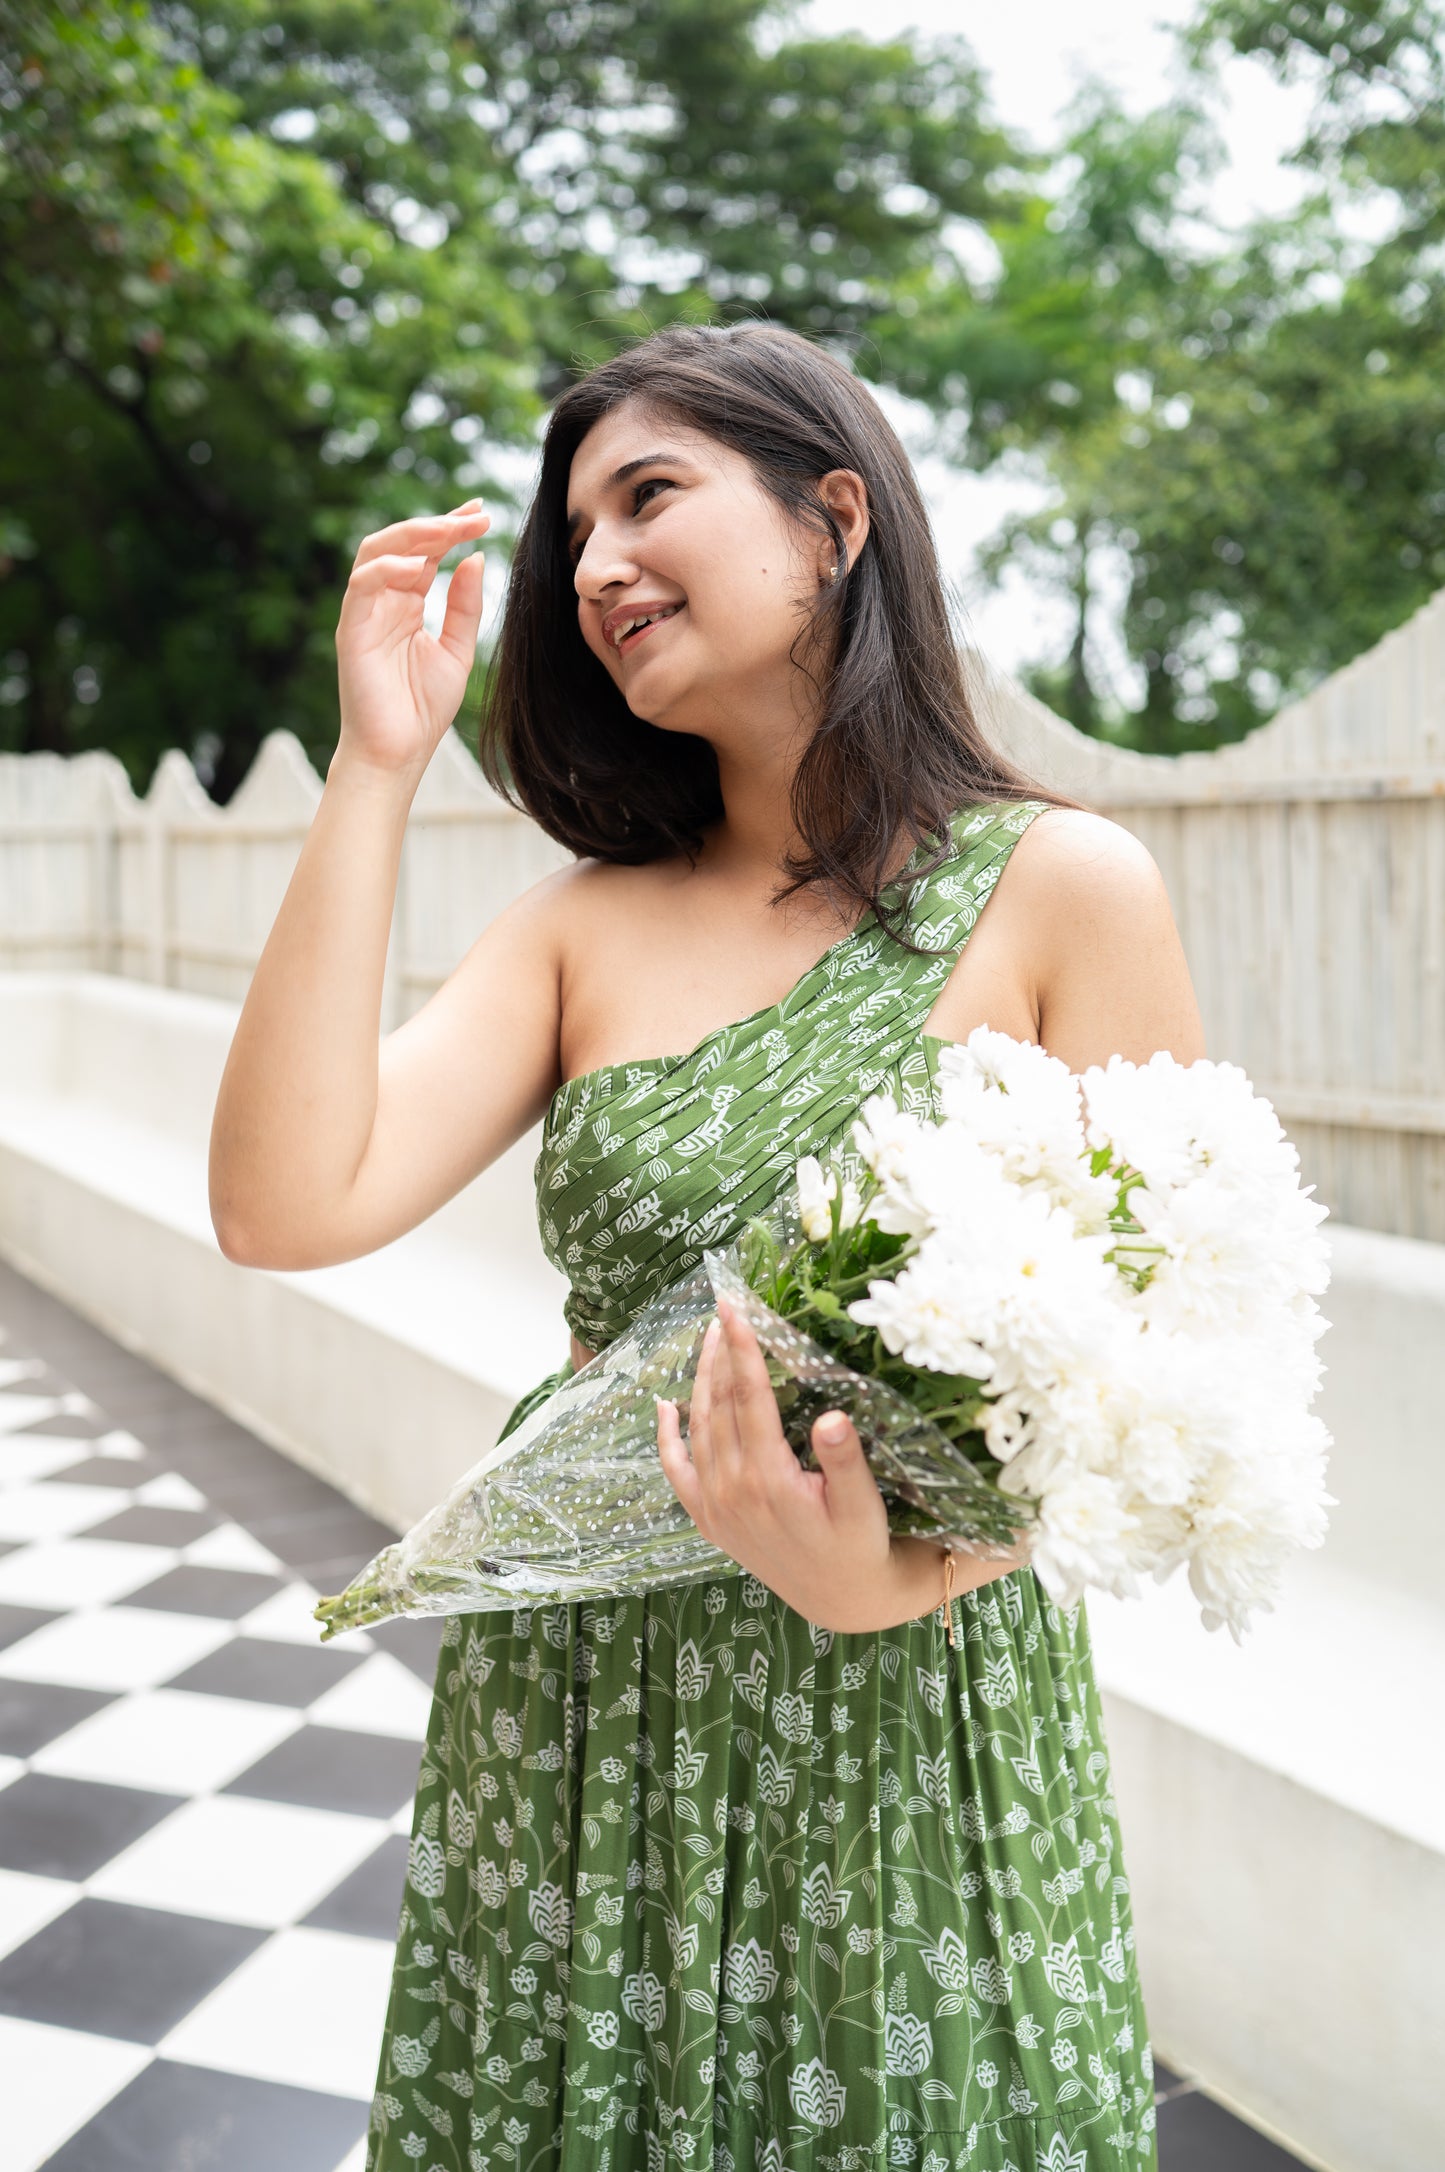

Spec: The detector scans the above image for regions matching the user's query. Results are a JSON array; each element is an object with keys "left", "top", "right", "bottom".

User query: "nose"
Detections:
[{"left": 573, "top": 519, "right": 639, "bottom": 604}]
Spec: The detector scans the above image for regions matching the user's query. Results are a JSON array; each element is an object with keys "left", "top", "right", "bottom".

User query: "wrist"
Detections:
[
  {"left": 890, "top": 1535, "right": 954, "bottom": 1630},
  {"left": 326, "top": 743, "right": 424, "bottom": 808}
]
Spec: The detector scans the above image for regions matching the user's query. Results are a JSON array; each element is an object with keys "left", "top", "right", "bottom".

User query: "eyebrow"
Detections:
[{"left": 565, "top": 451, "right": 685, "bottom": 541}]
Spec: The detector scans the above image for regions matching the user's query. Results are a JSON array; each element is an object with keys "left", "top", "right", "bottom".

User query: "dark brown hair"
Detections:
[{"left": 476, "top": 320, "right": 1085, "bottom": 952}]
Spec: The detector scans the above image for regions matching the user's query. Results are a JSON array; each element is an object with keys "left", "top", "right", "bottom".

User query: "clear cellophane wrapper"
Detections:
[{"left": 314, "top": 1205, "right": 1036, "bottom": 1639}]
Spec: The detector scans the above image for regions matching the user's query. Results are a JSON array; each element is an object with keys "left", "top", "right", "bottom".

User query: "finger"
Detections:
[
  {"left": 810, "top": 1409, "right": 878, "bottom": 1524},
  {"left": 656, "top": 1395, "right": 702, "bottom": 1521},
  {"left": 717, "top": 1295, "right": 781, "bottom": 1462},
  {"left": 352, "top": 507, "right": 490, "bottom": 570},
  {"left": 688, "top": 1314, "right": 722, "bottom": 1497},
  {"left": 705, "top": 1306, "right": 746, "bottom": 1491},
  {"left": 437, "top": 549, "right": 484, "bottom": 668},
  {"left": 343, "top": 553, "right": 437, "bottom": 599}
]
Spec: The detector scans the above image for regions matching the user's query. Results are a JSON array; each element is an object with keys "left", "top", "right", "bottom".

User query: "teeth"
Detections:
[{"left": 614, "top": 605, "right": 678, "bottom": 646}]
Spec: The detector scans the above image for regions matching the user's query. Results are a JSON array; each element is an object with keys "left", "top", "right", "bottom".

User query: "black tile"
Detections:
[
  {"left": 82, "top": 1503, "right": 224, "bottom": 1547},
  {"left": 302, "top": 1831, "right": 411, "bottom": 1939},
  {"left": 0, "top": 1771, "right": 182, "bottom": 1879},
  {"left": 123, "top": 1564, "right": 287, "bottom": 1619},
  {"left": 1153, "top": 2051, "right": 1191, "bottom": 2098},
  {"left": 0, "top": 1601, "right": 59, "bottom": 1655},
  {"left": 43, "top": 1451, "right": 168, "bottom": 1488},
  {"left": 165, "top": 1635, "right": 369, "bottom": 1707},
  {"left": 224, "top": 1722, "right": 422, "bottom": 1818},
  {"left": 5, "top": 1407, "right": 114, "bottom": 1442},
  {"left": 364, "top": 1612, "right": 446, "bottom": 1685},
  {"left": 0, "top": 1677, "right": 119, "bottom": 1756},
  {"left": 2, "top": 1365, "right": 80, "bottom": 1399},
  {"left": 46, "top": 2057, "right": 368, "bottom": 2172},
  {"left": 163, "top": 1435, "right": 349, "bottom": 1516},
  {"left": 1157, "top": 2086, "right": 1311, "bottom": 2170},
  {"left": 246, "top": 1502, "right": 397, "bottom": 1574},
  {"left": 45, "top": 1351, "right": 171, "bottom": 1405},
  {"left": 0, "top": 1896, "right": 265, "bottom": 2043}
]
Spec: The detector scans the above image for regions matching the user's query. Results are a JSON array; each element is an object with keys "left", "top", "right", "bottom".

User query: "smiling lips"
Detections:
[{"left": 607, "top": 603, "right": 683, "bottom": 654}]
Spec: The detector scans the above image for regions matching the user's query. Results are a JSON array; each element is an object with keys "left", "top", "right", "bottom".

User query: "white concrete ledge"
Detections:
[{"left": 0, "top": 972, "right": 570, "bottom": 1529}]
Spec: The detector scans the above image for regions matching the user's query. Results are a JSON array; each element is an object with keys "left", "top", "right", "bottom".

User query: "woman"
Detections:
[{"left": 211, "top": 322, "right": 1204, "bottom": 2169}]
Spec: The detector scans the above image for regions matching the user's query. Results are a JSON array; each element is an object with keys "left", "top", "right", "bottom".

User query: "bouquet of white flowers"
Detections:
[{"left": 314, "top": 1029, "right": 1334, "bottom": 1646}]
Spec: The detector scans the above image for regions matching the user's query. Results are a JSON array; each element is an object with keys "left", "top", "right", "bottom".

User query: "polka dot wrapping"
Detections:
[{"left": 314, "top": 1201, "right": 1036, "bottom": 1639}]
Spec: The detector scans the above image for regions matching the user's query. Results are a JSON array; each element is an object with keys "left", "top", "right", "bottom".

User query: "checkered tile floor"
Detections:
[
  {"left": 0, "top": 1257, "right": 1314, "bottom": 2172},
  {"left": 0, "top": 1261, "right": 445, "bottom": 2172}
]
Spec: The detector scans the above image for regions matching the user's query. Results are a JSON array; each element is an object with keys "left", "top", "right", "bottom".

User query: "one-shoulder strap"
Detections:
[{"left": 883, "top": 797, "right": 1052, "bottom": 1110}]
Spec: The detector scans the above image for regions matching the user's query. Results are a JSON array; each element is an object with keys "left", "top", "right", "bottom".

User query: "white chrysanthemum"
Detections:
[
  {"left": 935, "top": 1028, "right": 1116, "bottom": 1232},
  {"left": 931, "top": 1189, "right": 1119, "bottom": 1396},
  {"left": 844, "top": 1241, "right": 996, "bottom": 1378},
  {"left": 1028, "top": 1473, "right": 1142, "bottom": 1612},
  {"left": 1124, "top": 1169, "right": 1329, "bottom": 1336},
  {"left": 1177, "top": 1404, "right": 1335, "bottom": 1641},
  {"left": 1082, "top": 1049, "right": 1314, "bottom": 1201},
  {"left": 794, "top": 1155, "right": 863, "bottom": 1244},
  {"left": 849, "top": 1093, "right": 935, "bottom": 1237}
]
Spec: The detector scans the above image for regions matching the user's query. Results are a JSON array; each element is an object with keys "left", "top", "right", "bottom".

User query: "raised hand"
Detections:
[{"left": 333, "top": 498, "right": 492, "bottom": 782}]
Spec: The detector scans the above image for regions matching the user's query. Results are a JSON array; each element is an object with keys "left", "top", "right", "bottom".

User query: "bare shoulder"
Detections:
[
  {"left": 1008, "top": 805, "right": 1169, "bottom": 914},
  {"left": 540, "top": 846, "right": 687, "bottom": 974},
  {"left": 1004, "top": 805, "right": 1206, "bottom": 1067}
]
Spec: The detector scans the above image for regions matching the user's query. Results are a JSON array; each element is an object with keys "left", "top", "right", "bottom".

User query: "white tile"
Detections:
[
  {"left": 0, "top": 1868, "right": 81, "bottom": 1963},
  {"left": 95, "top": 1428, "right": 146, "bottom": 1458},
  {"left": 0, "top": 1436, "right": 95, "bottom": 1489},
  {"left": 160, "top": 1923, "right": 393, "bottom": 2100},
  {"left": 329, "top": 2141, "right": 369, "bottom": 2172},
  {"left": 0, "top": 2013, "right": 152, "bottom": 2172},
  {"left": 0, "top": 1603, "right": 236, "bottom": 1691},
  {"left": 0, "top": 1394, "right": 61, "bottom": 1439},
  {"left": 0, "top": 1479, "right": 135, "bottom": 1542},
  {"left": 87, "top": 1792, "right": 390, "bottom": 1928},
  {"left": 240, "top": 1580, "right": 373, "bottom": 1652},
  {"left": 0, "top": 1536, "right": 181, "bottom": 1610},
  {"left": 32, "top": 1688, "right": 303, "bottom": 1796},
  {"left": 181, "top": 1521, "right": 283, "bottom": 1575},
  {"left": 306, "top": 1651, "right": 433, "bottom": 1742},
  {"left": 134, "top": 1470, "right": 210, "bottom": 1511}
]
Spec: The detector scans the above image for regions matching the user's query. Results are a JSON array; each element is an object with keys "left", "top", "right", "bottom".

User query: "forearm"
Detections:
[{"left": 208, "top": 751, "right": 416, "bottom": 1261}]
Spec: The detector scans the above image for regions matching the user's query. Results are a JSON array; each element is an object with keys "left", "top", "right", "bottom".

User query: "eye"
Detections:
[{"left": 568, "top": 476, "right": 673, "bottom": 569}]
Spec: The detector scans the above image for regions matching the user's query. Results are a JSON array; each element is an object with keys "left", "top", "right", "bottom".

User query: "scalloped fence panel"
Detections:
[
  {"left": 971, "top": 588, "right": 1445, "bottom": 1240},
  {"left": 2, "top": 590, "right": 1443, "bottom": 1238}
]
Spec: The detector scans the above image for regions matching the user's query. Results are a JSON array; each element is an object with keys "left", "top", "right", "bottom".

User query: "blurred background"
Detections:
[{"left": 0, "top": 4, "right": 1442, "bottom": 2170}]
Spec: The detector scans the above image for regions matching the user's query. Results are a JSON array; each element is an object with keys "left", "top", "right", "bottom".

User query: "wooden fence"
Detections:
[{"left": 3, "top": 587, "right": 1443, "bottom": 1239}]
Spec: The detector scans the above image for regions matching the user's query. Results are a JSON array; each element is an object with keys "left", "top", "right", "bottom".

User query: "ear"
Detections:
[{"left": 816, "top": 468, "right": 870, "bottom": 581}]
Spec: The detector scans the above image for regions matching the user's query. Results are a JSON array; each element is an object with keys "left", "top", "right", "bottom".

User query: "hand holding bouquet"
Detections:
[{"left": 315, "top": 1030, "right": 1333, "bottom": 1646}]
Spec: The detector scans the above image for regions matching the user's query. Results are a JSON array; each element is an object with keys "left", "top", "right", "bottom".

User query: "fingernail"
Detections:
[{"left": 817, "top": 1412, "right": 849, "bottom": 1444}]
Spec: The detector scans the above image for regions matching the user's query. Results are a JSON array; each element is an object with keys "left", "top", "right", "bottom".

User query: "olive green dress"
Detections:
[{"left": 365, "top": 799, "right": 1160, "bottom": 2172}]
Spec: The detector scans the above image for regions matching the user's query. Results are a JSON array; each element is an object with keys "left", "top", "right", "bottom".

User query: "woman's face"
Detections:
[{"left": 566, "top": 401, "right": 841, "bottom": 738}]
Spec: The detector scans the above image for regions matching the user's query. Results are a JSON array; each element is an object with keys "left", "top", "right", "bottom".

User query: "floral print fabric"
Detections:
[{"left": 366, "top": 802, "right": 1160, "bottom": 2170}]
